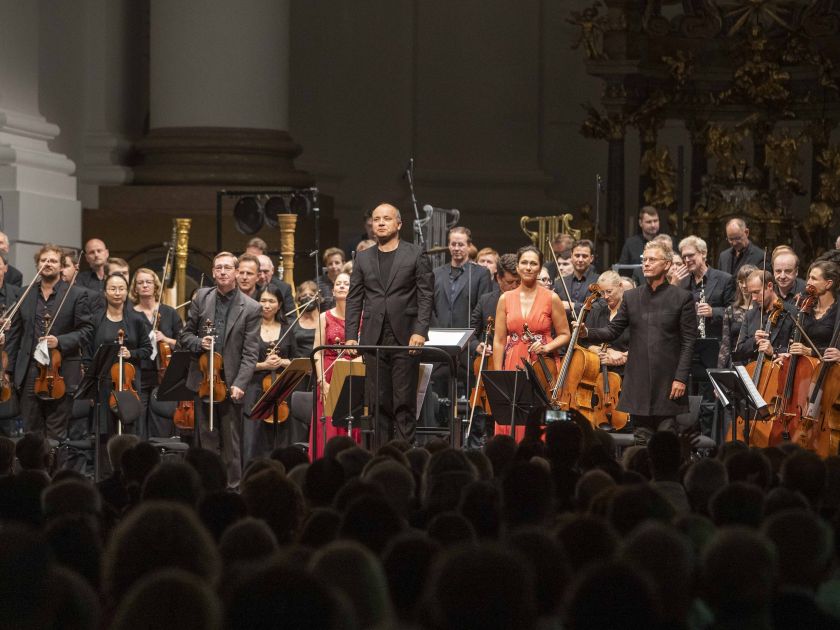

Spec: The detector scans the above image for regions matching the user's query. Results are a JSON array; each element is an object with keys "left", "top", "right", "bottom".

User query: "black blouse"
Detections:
[{"left": 801, "top": 301, "right": 839, "bottom": 354}]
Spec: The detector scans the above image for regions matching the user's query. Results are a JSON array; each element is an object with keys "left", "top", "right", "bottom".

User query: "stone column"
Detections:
[
  {"left": 607, "top": 132, "right": 626, "bottom": 258},
  {"left": 135, "top": 0, "right": 311, "bottom": 186},
  {"left": 0, "top": 2, "right": 79, "bottom": 278}
]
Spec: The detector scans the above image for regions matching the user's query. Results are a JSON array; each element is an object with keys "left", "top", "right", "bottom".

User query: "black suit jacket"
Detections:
[
  {"left": 678, "top": 267, "right": 735, "bottom": 339},
  {"left": 431, "top": 261, "right": 492, "bottom": 329},
  {"left": 732, "top": 303, "right": 795, "bottom": 364},
  {"left": 4, "top": 281, "right": 94, "bottom": 390},
  {"left": 717, "top": 241, "right": 765, "bottom": 275},
  {"left": 0, "top": 283, "right": 21, "bottom": 312},
  {"left": 5, "top": 265, "right": 22, "bottom": 288},
  {"left": 178, "top": 287, "right": 261, "bottom": 393},
  {"left": 345, "top": 241, "right": 434, "bottom": 346}
]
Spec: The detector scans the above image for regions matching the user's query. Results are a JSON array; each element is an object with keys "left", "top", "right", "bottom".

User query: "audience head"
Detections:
[
  {"left": 240, "top": 468, "right": 304, "bottom": 544},
  {"left": 762, "top": 509, "right": 834, "bottom": 591},
  {"left": 684, "top": 457, "right": 728, "bottom": 515},
  {"left": 184, "top": 447, "right": 227, "bottom": 494},
  {"left": 141, "top": 462, "right": 203, "bottom": 507},
  {"left": 709, "top": 481, "right": 765, "bottom": 528},
  {"left": 16, "top": 432, "right": 50, "bottom": 472},
  {"left": 780, "top": 449, "right": 826, "bottom": 508},
  {"left": 646, "top": 431, "right": 682, "bottom": 481},
  {"left": 106, "top": 434, "right": 140, "bottom": 472}
]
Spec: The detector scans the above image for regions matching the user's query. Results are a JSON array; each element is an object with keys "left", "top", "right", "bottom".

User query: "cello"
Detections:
[
  {"left": 797, "top": 305, "right": 840, "bottom": 456},
  {"left": 728, "top": 298, "right": 786, "bottom": 446},
  {"left": 593, "top": 343, "right": 629, "bottom": 431},
  {"left": 770, "top": 287, "right": 820, "bottom": 444},
  {"left": 550, "top": 285, "right": 603, "bottom": 424},
  {"left": 466, "top": 317, "right": 494, "bottom": 440}
]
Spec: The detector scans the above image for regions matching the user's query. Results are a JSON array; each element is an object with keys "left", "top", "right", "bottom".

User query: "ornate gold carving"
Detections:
[
  {"left": 817, "top": 145, "right": 840, "bottom": 205},
  {"left": 662, "top": 50, "right": 694, "bottom": 90},
  {"left": 720, "top": 0, "right": 793, "bottom": 37},
  {"left": 567, "top": 2, "right": 625, "bottom": 61},
  {"left": 706, "top": 124, "right": 748, "bottom": 180},
  {"left": 764, "top": 128, "right": 804, "bottom": 193},
  {"left": 581, "top": 103, "right": 626, "bottom": 140},
  {"left": 521, "top": 215, "right": 581, "bottom": 262},
  {"left": 641, "top": 146, "right": 677, "bottom": 208}
]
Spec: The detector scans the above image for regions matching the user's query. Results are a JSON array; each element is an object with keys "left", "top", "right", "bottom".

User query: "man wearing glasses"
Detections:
[
  {"left": 718, "top": 218, "right": 765, "bottom": 276},
  {"left": 4, "top": 244, "right": 94, "bottom": 440},
  {"left": 179, "top": 251, "right": 261, "bottom": 487},
  {"left": 578, "top": 240, "right": 696, "bottom": 444}
]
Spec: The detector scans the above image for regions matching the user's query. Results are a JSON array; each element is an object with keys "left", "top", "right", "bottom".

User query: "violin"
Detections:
[
  {"left": 522, "top": 322, "right": 558, "bottom": 398},
  {"left": 109, "top": 328, "right": 139, "bottom": 415},
  {"left": 772, "top": 287, "right": 820, "bottom": 444},
  {"left": 729, "top": 298, "right": 785, "bottom": 445},
  {"left": 551, "top": 284, "right": 603, "bottom": 423},
  {"left": 34, "top": 312, "right": 66, "bottom": 401},
  {"left": 261, "top": 334, "right": 293, "bottom": 425},
  {"left": 467, "top": 317, "right": 494, "bottom": 439},
  {"left": 198, "top": 319, "right": 227, "bottom": 433},
  {"left": 593, "top": 343, "right": 629, "bottom": 430},
  {"left": 173, "top": 399, "right": 196, "bottom": 430},
  {"left": 151, "top": 310, "right": 173, "bottom": 383},
  {"left": 0, "top": 308, "right": 12, "bottom": 403}
]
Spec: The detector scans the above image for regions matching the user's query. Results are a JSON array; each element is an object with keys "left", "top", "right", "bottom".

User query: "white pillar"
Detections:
[
  {"left": 78, "top": 0, "right": 147, "bottom": 208},
  {"left": 0, "top": 1, "right": 79, "bottom": 279},
  {"left": 136, "top": 0, "right": 308, "bottom": 185}
]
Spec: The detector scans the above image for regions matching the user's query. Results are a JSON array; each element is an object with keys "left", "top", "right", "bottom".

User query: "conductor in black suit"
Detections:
[{"left": 345, "top": 203, "right": 434, "bottom": 446}]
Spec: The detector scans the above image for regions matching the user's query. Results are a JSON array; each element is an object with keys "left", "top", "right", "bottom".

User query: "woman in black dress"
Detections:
[
  {"left": 290, "top": 280, "right": 321, "bottom": 359},
  {"left": 86, "top": 273, "right": 152, "bottom": 439},
  {"left": 789, "top": 261, "right": 839, "bottom": 358},
  {"left": 129, "top": 267, "right": 183, "bottom": 437},
  {"left": 242, "top": 284, "right": 295, "bottom": 463}
]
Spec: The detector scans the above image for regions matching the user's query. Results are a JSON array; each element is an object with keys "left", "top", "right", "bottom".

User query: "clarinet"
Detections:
[{"left": 698, "top": 285, "right": 707, "bottom": 339}]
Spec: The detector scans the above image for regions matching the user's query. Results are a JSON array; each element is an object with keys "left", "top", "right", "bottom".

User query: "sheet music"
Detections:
[{"left": 427, "top": 330, "right": 470, "bottom": 347}]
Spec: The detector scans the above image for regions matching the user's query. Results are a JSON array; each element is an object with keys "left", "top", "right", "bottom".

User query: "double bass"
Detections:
[
  {"left": 770, "top": 287, "right": 820, "bottom": 443},
  {"left": 550, "top": 285, "right": 602, "bottom": 423},
  {"left": 728, "top": 298, "right": 786, "bottom": 446}
]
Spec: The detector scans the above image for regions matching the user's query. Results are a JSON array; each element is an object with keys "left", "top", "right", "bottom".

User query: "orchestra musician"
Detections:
[
  {"left": 677, "top": 236, "right": 735, "bottom": 340},
  {"left": 129, "top": 268, "right": 183, "bottom": 438},
  {"left": 784, "top": 261, "right": 839, "bottom": 361},
  {"left": 0, "top": 231, "right": 23, "bottom": 287},
  {"left": 86, "top": 272, "right": 152, "bottom": 437},
  {"left": 554, "top": 239, "right": 599, "bottom": 314},
  {"left": 4, "top": 244, "right": 94, "bottom": 440},
  {"left": 76, "top": 238, "right": 110, "bottom": 292},
  {"left": 179, "top": 251, "right": 261, "bottom": 488},
  {"left": 289, "top": 281, "right": 320, "bottom": 359},
  {"left": 585, "top": 271, "right": 629, "bottom": 375},
  {"left": 242, "top": 284, "right": 293, "bottom": 464},
  {"left": 345, "top": 203, "right": 434, "bottom": 447},
  {"left": 773, "top": 247, "right": 807, "bottom": 306},
  {"left": 256, "top": 254, "right": 296, "bottom": 317},
  {"left": 617, "top": 207, "right": 672, "bottom": 276},
  {"left": 718, "top": 218, "right": 765, "bottom": 276},
  {"left": 731, "top": 270, "right": 794, "bottom": 365},
  {"left": 579, "top": 240, "right": 696, "bottom": 445},
  {"left": 316, "top": 247, "right": 346, "bottom": 310},
  {"left": 492, "top": 245, "right": 571, "bottom": 441},
  {"left": 311, "top": 271, "right": 360, "bottom": 459},
  {"left": 0, "top": 255, "right": 22, "bottom": 314},
  {"left": 718, "top": 264, "right": 758, "bottom": 368}
]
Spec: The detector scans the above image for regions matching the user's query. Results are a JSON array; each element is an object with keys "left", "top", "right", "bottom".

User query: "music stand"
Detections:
[
  {"left": 156, "top": 350, "right": 196, "bottom": 401},
  {"left": 250, "top": 358, "right": 311, "bottom": 420},
  {"left": 707, "top": 366, "right": 770, "bottom": 444},
  {"left": 690, "top": 338, "right": 720, "bottom": 384},
  {"left": 482, "top": 369, "right": 548, "bottom": 437},
  {"left": 325, "top": 360, "right": 365, "bottom": 429},
  {"left": 426, "top": 328, "right": 475, "bottom": 446},
  {"left": 75, "top": 342, "right": 119, "bottom": 482}
]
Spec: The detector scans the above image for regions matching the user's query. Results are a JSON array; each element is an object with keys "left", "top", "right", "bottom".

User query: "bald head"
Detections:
[
  {"left": 257, "top": 254, "right": 275, "bottom": 286},
  {"left": 725, "top": 218, "right": 749, "bottom": 253},
  {"left": 370, "top": 204, "right": 402, "bottom": 245},
  {"left": 84, "top": 238, "right": 109, "bottom": 272}
]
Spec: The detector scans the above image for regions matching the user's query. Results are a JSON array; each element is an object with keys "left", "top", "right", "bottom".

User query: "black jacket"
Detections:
[
  {"left": 5, "top": 265, "right": 22, "bottom": 288},
  {"left": 345, "top": 241, "right": 434, "bottom": 346},
  {"left": 431, "top": 261, "right": 493, "bottom": 329},
  {"left": 85, "top": 308, "right": 153, "bottom": 393},
  {"left": 4, "top": 281, "right": 94, "bottom": 391},
  {"left": 553, "top": 267, "right": 600, "bottom": 315},
  {"left": 470, "top": 286, "right": 501, "bottom": 355},
  {"left": 586, "top": 282, "right": 697, "bottom": 416},
  {"left": 678, "top": 267, "right": 735, "bottom": 340},
  {"left": 717, "top": 241, "right": 765, "bottom": 276},
  {"left": 732, "top": 304, "right": 794, "bottom": 364}
]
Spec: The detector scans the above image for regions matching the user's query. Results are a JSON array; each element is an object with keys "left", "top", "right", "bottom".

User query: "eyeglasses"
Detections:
[
  {"left": 213, "top": 265, "right": 235, "bottom": 272},
  {"left": 641, "top": 257, "right": 666, "bottom": 264}
]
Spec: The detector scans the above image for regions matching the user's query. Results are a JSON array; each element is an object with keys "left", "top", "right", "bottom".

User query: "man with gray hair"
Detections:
[
  {"left": 717, "top": 218, "right": 765, "bottom": 275},
  {"left": 678, "top": 235, "right": 734, "bottom": 340}
]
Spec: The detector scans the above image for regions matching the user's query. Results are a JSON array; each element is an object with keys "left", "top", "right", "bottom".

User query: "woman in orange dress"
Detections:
[{"left": 492, "top": 245, "right": 571, "bottom": 441}]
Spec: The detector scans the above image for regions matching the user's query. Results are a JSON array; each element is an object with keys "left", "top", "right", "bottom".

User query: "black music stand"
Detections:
[
  {"left": 75, "top": 342, "right": 120, "bottom": 482},
  {"left": 156, "top": 350, "right": 196, "bottom": 402},
  {"left": 690, "top": 338, "right": 720, "bottom": 386},
  {"left": 708, "top": 366, "right": 771, "bottom": 444},
  {"left": 326, "top": 361, "right": 365, "bottom": 429},
  {"left": 482, "top": 369, "right": 548, "bottom": 438},
  {"left": 250, "top": 358, "right": 311, "bottom": 420},
  {"left": 426, "top": 328, "right": 475, "bottom": 447}
]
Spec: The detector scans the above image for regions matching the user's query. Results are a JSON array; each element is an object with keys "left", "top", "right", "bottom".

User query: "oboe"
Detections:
[{"left": 698, "top": 285, "right": 706, "bottom": 339}]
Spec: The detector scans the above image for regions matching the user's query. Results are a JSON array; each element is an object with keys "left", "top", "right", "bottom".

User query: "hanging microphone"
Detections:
[
  {"left": 596, "top": 174, "right": 605, "bottom": 192},
  {"left": 402, "top": 158, "right": 415, "bottom": 179}
]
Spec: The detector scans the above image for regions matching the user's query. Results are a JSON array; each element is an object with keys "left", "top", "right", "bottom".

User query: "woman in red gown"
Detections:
[
  {"left": 309, "top": 272, "right": 362, "bottom": 459},
  {"left": 492, "top": 245, "right": 570, "bottom": 441}
]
